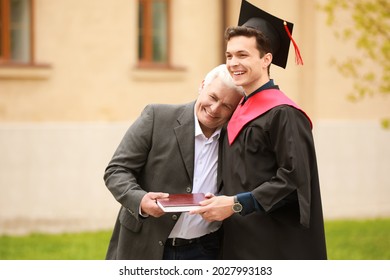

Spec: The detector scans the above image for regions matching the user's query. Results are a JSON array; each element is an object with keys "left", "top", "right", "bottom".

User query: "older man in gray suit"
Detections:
[{"left": 104, "top": 64, "right": 244, "bottom": 260}]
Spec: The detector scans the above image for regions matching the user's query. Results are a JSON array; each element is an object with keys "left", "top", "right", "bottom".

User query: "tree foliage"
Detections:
[{"left": 320, "top": 0, "right": 389, "bottom": 127}]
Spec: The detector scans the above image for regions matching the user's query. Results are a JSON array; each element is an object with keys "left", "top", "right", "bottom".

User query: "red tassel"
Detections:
[{"left": 283, "top": 21, "right": 304, "bottom": 65}]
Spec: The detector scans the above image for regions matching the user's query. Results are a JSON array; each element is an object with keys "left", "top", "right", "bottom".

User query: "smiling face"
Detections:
[
  {"left": 195, "top": 77, "right": 242, "bottom": 138},
  {"left": 225, "top": 35, "right": 272, "bottom": 94}
]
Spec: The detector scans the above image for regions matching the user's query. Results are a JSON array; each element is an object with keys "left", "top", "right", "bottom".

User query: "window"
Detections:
[
  {"left": 0, "top": 0, "right": 33, "bottom": 64},
  {"left": 138, "top": 0, "right": 170, "bottom": 68}
]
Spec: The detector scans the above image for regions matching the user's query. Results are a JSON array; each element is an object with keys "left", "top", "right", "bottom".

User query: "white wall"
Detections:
[
  {"left": 0, "top": 123, "right": 126, "bottom": 235},
  {"left": 314, "top": 120, "right": 390, "bottom": 219}
]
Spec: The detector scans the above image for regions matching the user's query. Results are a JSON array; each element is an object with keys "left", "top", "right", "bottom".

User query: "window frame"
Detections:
[
  {"left": 0, "top": 0, "right": 35, "bottom": 66},
  {"left": 137, "top": 0, "right": 171, "bottom": 69}
]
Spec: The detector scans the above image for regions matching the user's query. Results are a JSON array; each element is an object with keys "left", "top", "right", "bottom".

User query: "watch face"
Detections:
[{"left": 233, "top": 203, "right": 242, "bottom": 213}]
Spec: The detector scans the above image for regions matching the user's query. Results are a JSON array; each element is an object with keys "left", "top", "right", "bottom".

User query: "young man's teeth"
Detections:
[{"left": 234, "top": 71, "right": 244, "bottom": 75}]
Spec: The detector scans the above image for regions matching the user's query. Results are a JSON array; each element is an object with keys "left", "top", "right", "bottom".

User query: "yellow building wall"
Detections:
[
  {"left": 1, "top": 0, "right": 388, "bottom": 122},
  {"left": 0, "top": 0, "right": 224, "bottom": 122}
]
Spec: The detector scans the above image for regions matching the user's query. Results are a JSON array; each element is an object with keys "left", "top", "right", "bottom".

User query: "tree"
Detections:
[{"left": 320, "top": 0, "right": 389, "bottom": 128}]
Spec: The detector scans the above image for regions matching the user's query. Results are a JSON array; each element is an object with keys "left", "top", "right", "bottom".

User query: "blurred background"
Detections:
[{"left": 0, "top": 0, "right": 389, "bottom": 239}]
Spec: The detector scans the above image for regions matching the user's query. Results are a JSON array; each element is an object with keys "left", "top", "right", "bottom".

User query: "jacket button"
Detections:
[
  {"left": 186, "top": 187, "right": 192, "bottom": 193},
  {"left": 172, "top": 215, "right": 178, "bottom": 221},
  {"left": 159, "top": 241, "right": 164, "bottom": 246}
]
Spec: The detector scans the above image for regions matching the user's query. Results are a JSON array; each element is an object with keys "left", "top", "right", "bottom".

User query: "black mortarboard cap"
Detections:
[{"left": 238, "top": 0, "right": 303, "bottom": 68}]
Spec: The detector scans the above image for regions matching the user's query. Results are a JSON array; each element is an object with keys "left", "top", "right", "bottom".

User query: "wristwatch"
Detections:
[{"left": 232, "top": 196, "right": 243, "bottom": 213}]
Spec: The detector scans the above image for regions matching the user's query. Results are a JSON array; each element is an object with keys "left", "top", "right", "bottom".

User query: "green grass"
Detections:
[
  {"left": 324, "top": 218, "right": 390, "bottom": 260},
  {"left": 0, "top": 230, "right": 111, "bottom": 260},
  {"left": 0, "top": 218, "right": 389, "bottom": 259}
]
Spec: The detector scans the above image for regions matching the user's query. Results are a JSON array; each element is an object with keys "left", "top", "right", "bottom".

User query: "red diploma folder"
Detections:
[{"left": 157, "top": 193, "right": 205, "bottom": 212}]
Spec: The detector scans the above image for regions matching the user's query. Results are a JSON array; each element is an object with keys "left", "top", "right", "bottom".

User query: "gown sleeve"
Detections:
[{"left": 250, "top": 105, "right": 313, "bottom": 227}]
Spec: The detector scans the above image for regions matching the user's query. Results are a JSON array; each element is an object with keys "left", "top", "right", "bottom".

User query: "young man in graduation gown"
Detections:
[
  {"left": 104, "top": 65, "right": 244, "bottom": 259},
  {"left": 191, "top": 0, "right": 327, "bottom": 259}
]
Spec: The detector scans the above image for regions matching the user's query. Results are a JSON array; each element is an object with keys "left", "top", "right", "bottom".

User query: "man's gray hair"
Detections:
[{"left": 203, "top": 64, "right": 244, "bottom": 95}]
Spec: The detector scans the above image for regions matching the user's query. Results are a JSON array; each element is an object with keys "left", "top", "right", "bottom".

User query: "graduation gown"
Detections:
[{"left": 220, "top": 88, "right": 327, "bottom": 260}]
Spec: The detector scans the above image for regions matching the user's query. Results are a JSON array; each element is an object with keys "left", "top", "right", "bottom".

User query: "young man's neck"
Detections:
[{"left": 244, "top": 77, "right": 270, "bottom": 95}]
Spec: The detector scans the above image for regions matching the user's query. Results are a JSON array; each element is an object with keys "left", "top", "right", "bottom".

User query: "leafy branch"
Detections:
[{"left": 320, "top": 0, "right": 389, "bottom": 127}]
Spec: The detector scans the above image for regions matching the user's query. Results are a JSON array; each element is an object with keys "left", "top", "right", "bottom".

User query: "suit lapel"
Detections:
[{"left": 174, "top": 102, "right": 195, "bottom": 184}]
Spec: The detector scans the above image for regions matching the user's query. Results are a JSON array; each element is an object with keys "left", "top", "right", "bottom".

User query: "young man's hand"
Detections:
[{"left": 190, "top": 195, "right": 235, "bottom": 222}]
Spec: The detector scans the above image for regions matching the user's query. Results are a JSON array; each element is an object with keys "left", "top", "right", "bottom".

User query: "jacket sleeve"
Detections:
[{"left": 103, "top": 105, "right": 154, "bottom": 220}]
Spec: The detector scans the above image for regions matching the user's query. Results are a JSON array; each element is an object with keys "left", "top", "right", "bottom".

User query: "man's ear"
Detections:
[
  {"left": 198, "top": 80, "right": 205, "bottom": 93},
  {"left": 263, "top": 53, "right": 273, "bottom": 68}
]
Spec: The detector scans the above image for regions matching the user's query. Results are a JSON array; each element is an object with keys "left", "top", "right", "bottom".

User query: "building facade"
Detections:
[{"left": 0, "top": 0, "right": 389, "bottom": 234}]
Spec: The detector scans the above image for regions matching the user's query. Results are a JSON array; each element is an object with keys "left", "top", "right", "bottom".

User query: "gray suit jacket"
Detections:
[{"left": 104, "top": 102, "right": 199, "bottom": 259}]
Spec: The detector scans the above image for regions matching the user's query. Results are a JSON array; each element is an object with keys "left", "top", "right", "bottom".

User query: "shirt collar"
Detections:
[{"left": 243, "top": 79, "right": 279, "bottom": 104}]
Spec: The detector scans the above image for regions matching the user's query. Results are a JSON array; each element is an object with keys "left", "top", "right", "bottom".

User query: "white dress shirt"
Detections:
[{"left": 168, "top": 112, "right": 222, "bottom": 239}]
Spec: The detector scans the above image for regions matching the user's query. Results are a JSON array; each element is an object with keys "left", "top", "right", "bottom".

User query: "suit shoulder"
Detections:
[
  {"left": 146, "top": 102, "right": 194, "bottom": 115},
  {"left": 148, "top": 102, "right": 193, "bottom": 109}
]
